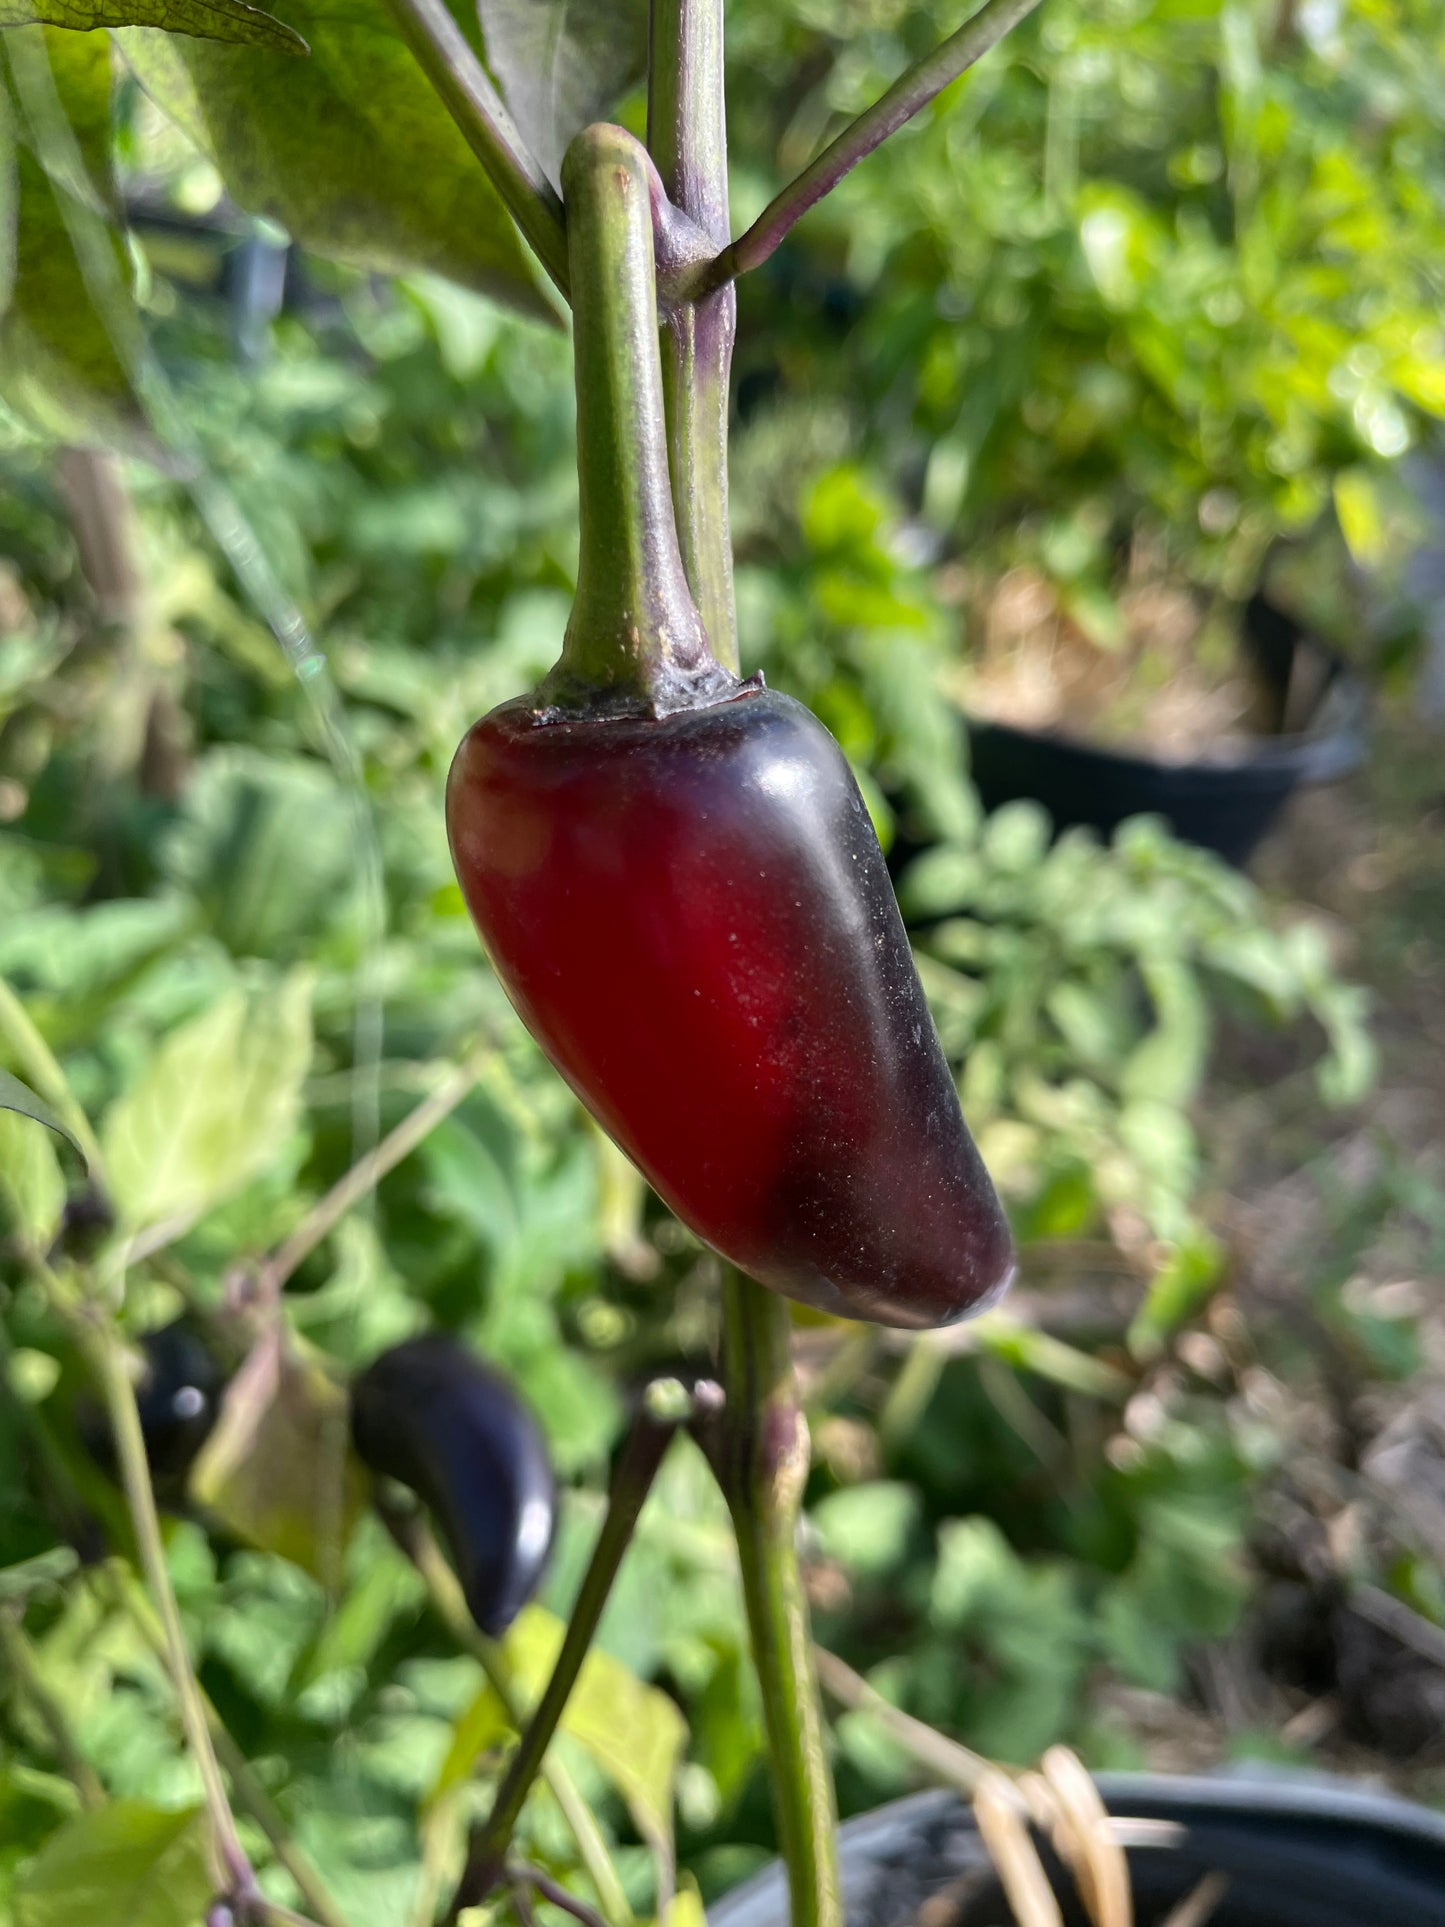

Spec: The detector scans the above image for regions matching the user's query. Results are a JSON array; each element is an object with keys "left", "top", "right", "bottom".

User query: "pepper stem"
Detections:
[
  {"left": 552, "top": 124, "right": 730, "bottom": 716},
  {"left": 718, "top": 1269, "right": 843, "bottom": 1927}
]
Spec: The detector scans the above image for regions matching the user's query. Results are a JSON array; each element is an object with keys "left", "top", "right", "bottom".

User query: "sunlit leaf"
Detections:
[
  {"left": 1127, "top": 1227, "right": 1225, "bottom": 1361},
  {"left": 811, "top": 1482, "right": 919, "bottom": 1578},
  {"left": 433, "top": 1603, "right": 686, "bottom": 1852},
  {"left": 0, "top": 1106, "right": 66, "bottom": 1246},
  {"left": 100, "top": 969, "right": 312, "bottom": 1230},
  {"left": 189, "top": 1329, "right": 367, "bottom": 1588},
  {"left": 13, "top": 1800, "right": 211, "bottom": 1927},
  {"left": 0, "top": 1066, "right": 80, "bottom": 1155}
]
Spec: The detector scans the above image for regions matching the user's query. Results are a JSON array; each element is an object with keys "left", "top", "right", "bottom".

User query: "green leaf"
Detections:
[
  {"left": 811, "top": 1482, "right": 919, "bottom": 1579},
  {"left": 435, "top": 1605, "right": 686, "bottom": 1851},
  {"left": 0, "top": 28, "right": 150, "bottom": 449},
  {"left": 0, "top": 1066, "right": 81, "bottom": 1157},
  {"left": 0, "top": 0, "right": 303, "bottom": 50},
  {"left": 1127, "top": 1228, "right": 1226, "bottom": 1362},
  {"left": 188, "top": 1331, "right": 367, "bottom": 1588},
  {"left": 13, "top": 1799, "right": 212, "bottom": 1927},
  {"left": 0, "top": 1106, "right": 65, "bottom": 1245},
  {"left": 117, "top": 0, "right": 552, "bottom": 313},
  {"left": 0, "top": 1769, "right": 80, "bottom": 1916},
  {"left": 478, "top": 0, "right": 648, "bottom": 186},
  {"left": 1119, "top": 956, "right": 1209, "bottom": 1108},
  {"left": 160, "top": 748, "right": 361, "bottom": 961},
  {"left": 531, "top": 1608, "right": 685, "bottom": 1852},
  {"left": 100, "top": 969, "right": 312, "bottom": 1230},
  {"left": 426, "top": 1680, "right": 514, "bottom": 1807},
  {"left": 928, "top": 1518, "right": 1091, "bottom": 1762}
]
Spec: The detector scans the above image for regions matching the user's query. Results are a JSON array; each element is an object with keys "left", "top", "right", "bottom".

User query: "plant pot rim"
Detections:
[
  {"left": 960, "top": 601, "right": 1370, "bottom": 784},
  {"left": 949, "top": 596, "right": 1371, "bottom": 867},
  {"left": 709, "top": 1768, "right": 1445, "bottom": 1927}
]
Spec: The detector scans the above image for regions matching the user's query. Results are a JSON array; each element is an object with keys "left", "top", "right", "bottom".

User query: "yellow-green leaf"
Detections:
[
  {"left": 428, "top": 1604, "right": 686, "bottom": 1851},
  {"left": 0, "top": 1106, "right": 65, "bottom": 1247},
  {"left": 189, "top": 1330, "right": 366, "bottom": 1588},
  {"left": 100, "top": 970, "right": 312, "bottom": 1231},
  {"left": 14, "top": 1800, "right": 211, "bottom": 1927}
]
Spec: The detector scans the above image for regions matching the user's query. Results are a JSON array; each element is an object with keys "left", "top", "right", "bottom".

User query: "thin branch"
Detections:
[
  {"left": 81, "top": 1304, "right": 252, "bottom": 1892},
  {"left": 104, "top": 1560, "right": 353, "bottom": 1927},
  {"left": 813, "top": 1645, "right": 992, "bottom": 1797},
  {"left": 260, "top": 1047, "right": 491, "bottom": 1293},
  {"left": 251, "top": 1904, "right": 326, "bottom": 1927},
  {"left": 448, "top": 1402, "right": 682, "bottom": 1920},
  {"left": 516, "top": 1861, "right": 612, "bottom": 1927},
  {"left": 1352, "top": 1582, "right": 1445, "bottom": 1671},
  {"left": 695, "top": 0, "right": 1045, "bottom": 294},
  {"left": 379, "top": 1509, "right": 634, "bottom": 1927},
  {"left": 382, "top": 0, "right": 570, "bottom": 297}
]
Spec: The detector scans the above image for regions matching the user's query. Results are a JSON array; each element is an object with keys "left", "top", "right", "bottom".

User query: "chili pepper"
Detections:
[
  {"left": 350, "top": 1336, "right": 555, "bottom": 1638},
  {"left": 77, "top": 1318, "right": 223, "bottom": 1493},
  {"left": 446, "top": 125, "right": 1013, "bottom": 1331}
]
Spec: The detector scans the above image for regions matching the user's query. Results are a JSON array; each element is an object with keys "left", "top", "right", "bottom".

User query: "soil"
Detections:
[{"left": 949, "top": 563, "right": 1283, "bottom": 762}]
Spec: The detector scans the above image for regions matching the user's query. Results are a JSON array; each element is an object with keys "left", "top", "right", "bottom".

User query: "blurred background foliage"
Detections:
[{"left": 2, "top": 0, "right": 1445, "bottom": 1920}]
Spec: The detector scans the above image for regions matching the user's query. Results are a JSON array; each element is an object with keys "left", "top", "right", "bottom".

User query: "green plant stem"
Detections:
[
  {"left": 448, "top": 1406, "right": 678, "bottom": 1921},
  {"left": 111, "top": 1572, "right": 352, "bottom": 1927},
  {"left": 390, "top": 1517, "right": 633, "bottom": 1927},
  {"left": 0, "top": 1611, "right": 106, "bottom": 1808},
  {"left": 382, "top": 0, "right": 570, "bottom": 297},
  {"left": 717, "top": 1270, "right": 841, "bottom": 1927},
  {"left": 695, "top": 0, "right": 1044, "bottom": 294},
  {"left": 647, "top": 0, "right": 739, "bottom": 667},
  {"left": 78, "top": 1308, "right": 251, "bottom": 1895},
  {"left": 0, "top": 974, "right": 106, "bottom": 1182},
  {"left": 551, "top": 123, "right": 722, "bottom": 711}
]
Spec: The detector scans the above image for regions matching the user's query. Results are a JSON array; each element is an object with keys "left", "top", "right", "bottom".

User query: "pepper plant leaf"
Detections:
[
  {"left": 0, "top": 27, "right": 150, "bottom": 450},
  {"left": 0, "top": 1067, "right": 81, "bottom": 1157},
  {"left": 477, "top": 0, "right": 649, "bottom": 186},
  {"left": 0, "top": 0, "right": 303, "bottom": 49},
  {"left": 188, "top": 1329, "right": 368, "bottom": 1589},
  {"left": 99, "top": 969, "right": 313, "bottom": 1231},
  {"left": 117, "top": 0, "right": 553, "bottom": 313},
  {"left": 12, "top": 1799, "right": 212, "bottom": 1927},
  {"left": 0, "top": 1106, "right": 67, "bottom": 1246}
]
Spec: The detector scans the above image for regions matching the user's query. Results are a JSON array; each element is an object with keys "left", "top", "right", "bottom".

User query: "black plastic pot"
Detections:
[
  {"left": 963, "top": 597, "right": 1369, "bottom": 868},
  {"left": 710, "top": 1774, "right": 1445, "bottom": 1927}
]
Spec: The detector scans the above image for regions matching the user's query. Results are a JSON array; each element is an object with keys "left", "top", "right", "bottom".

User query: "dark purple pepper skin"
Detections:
[
  {"left": 78, "top": 1319, "right": 223, "bottom": 1494},
  {"left": 447, "top": 684, "right": 1015, "bottom": 1329},
  {"left": 350, "top": 1336, "right": 556, "bottom": 1638}
]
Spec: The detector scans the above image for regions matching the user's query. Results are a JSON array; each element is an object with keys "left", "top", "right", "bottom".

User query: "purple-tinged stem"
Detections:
[
  {"left": 694, "top": 0, "right": 1044, "bottom": 296},
  {"left": 647, "top": 0, "right": 739, "bottom": 668}
]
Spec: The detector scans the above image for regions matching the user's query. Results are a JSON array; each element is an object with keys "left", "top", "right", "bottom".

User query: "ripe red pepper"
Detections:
[
  {"left": 447, "top": 126, "right": 1012, "bottom": 1330},
  {"left": 449, "top": 685, "right": 1012, "bottom": 1328}
]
